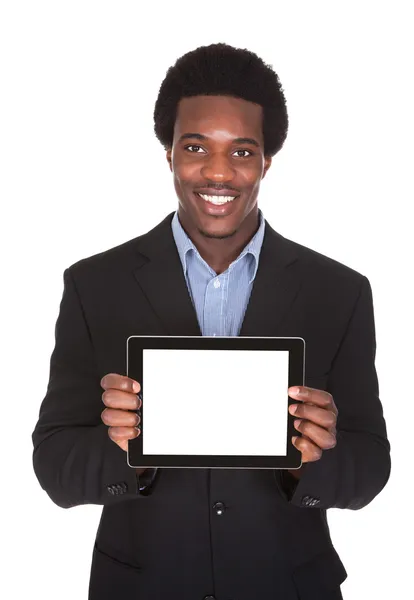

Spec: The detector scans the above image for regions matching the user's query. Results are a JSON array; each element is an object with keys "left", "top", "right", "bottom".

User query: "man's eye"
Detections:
[
  {"left": 186, "top": 145, "right": 205, "bottom": 153},
  {"left": 233, "top": 149, "right": 252, "bottom": 158}
]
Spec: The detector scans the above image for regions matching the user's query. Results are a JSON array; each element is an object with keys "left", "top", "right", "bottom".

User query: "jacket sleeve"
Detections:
[
  {"left": 276, "top": 275, "right": 391, "bottom": 509},
  {"left": 31, "top": 267, "right": 159, "bottom": 508}
]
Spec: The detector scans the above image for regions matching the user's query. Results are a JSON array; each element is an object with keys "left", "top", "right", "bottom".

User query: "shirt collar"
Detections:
[{"left": 171, "top": 208, "right": 266, "bottom": 284}]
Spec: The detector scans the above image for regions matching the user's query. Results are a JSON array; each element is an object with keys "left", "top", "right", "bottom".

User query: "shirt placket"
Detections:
[{"left": 204, "top": 272, "right": 225, "bottom": 337}]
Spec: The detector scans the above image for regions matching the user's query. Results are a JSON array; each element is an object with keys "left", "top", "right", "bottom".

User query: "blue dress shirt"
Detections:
[{"left": 138, "top": 208, "right": 266, "bottom": 491}]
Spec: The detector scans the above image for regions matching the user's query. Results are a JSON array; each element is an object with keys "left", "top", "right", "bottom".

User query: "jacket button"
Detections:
[
  {"left": 213, "top": 501, "right": 225, "bottom": 515},
  {"left": 107, "top": 482, "right": 128, "bottom": 495},
  {"left": 301, "top": 495, "right": 320, "bottom": 507},
  {"left": 203, "top": 596, "right": 215, "bottom": 600}
]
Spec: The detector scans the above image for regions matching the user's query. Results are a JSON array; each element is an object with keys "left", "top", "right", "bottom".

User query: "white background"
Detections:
[{"left": 1, "top": 1, "right": 412, "bottom": 598}]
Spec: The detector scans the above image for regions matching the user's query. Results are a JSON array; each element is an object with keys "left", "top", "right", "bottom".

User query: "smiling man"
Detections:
[
  {"left": 32, "top": 43, "right": 391, "bottom": 600},
  {"left": 167, "top": 95, "right": 271, "bottom": 272}
]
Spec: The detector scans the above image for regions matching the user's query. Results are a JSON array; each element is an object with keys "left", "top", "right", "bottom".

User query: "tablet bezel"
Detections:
[{"left": 127, "top": 336, "right": 304, "bottom": 470}]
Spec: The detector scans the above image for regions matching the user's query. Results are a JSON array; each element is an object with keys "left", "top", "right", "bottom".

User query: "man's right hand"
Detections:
[{"left": 100, "top": 373, "right": 145, "bottom": 474}]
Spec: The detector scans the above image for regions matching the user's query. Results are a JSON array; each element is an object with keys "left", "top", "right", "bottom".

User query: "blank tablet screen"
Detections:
[{"left": 142, "top": 348, "right": 289, "bottom": 456}]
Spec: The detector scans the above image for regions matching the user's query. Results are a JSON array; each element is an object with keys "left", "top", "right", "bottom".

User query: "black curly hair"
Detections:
[{"left": 153, "top": 43, "right": 288, "bottom": 158}]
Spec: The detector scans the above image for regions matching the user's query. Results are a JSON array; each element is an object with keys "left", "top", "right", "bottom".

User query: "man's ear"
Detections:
[
  {"left": 262, "top": 156, "right": 272, "bottom": 178},
  {"left": 166, "top": 148, "right": 172, "bottom": 172}
]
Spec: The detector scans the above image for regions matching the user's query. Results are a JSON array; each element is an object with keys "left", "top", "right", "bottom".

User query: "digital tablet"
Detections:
[{"left": 127, "top": 336, "right": 304, "bottom": 470}]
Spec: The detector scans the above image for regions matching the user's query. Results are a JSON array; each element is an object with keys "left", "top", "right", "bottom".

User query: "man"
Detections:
[{"left": 32, "top": 43, "right": 391, "bottom": 600}]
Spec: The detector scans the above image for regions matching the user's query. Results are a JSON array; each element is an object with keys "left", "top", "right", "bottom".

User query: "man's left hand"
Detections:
[{"left": 288, "top": 386, "right": 338, "bottom": 465}]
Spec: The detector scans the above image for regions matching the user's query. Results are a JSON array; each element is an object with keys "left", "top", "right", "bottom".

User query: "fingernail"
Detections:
[
  {"left": 291, "top": 387, "right": 301, "bottom": 396},
  {"left": 292, "top": 436, "right": 298, "bottom": 444},
  {"left": 133, "top": 381, "right": 140, "bottom": 393},
  {"left": 289, "top": 404, "right": 297, "bottom": 415}
]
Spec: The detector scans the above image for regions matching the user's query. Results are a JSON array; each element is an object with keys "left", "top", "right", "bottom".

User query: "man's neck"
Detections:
[{"left": 178, "top": 208, "right": 260, "bottom": 275}]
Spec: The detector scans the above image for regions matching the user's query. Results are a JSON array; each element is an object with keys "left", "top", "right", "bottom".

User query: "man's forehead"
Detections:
[
  {"left": 177, "top": 95, "right": 262, "bottom": 119},
  {"left": 174, "top": 95, "right": 263, "bottom": 140}
]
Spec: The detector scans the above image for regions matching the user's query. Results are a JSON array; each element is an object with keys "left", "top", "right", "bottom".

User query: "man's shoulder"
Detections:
[
  {"left": 68, "top": 235, "right": 142, "bottom": 272},
  {"left": 279, "top": 233, "right": 367, "bottom": 290},
  {"left": 63, "top": 235, "right": 143, "bottom": 289},
  {"left": 65, "top": 213, "right": 173, "bottom": 280}
]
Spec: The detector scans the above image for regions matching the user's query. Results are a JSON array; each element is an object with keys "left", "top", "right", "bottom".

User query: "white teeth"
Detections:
[{"left": 198, "top": 193, "right": 236, "bottom": 205}]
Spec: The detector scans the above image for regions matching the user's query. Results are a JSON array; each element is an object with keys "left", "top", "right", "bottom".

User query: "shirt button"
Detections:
[
  {"left": 213, "top": 501, "right": 225, "bottom": 515},
  {"left": 213, "top": 279, "right": 220, "bottom": 288}
]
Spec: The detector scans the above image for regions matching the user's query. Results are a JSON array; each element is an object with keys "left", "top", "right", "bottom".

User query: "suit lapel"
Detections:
[
  {"left": 240, "top": 221, "right": 302, "bottom": 336},
  {"left": 132, "top": 212, "right": 302, "bottom": 337},
  {"left": 132, "top": 213, "right": 202, "bottom": 336}
]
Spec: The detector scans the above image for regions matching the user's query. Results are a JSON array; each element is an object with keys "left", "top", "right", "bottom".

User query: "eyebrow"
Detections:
[{"left": 177, "top": 132, "right": 260, "bottom": 148}]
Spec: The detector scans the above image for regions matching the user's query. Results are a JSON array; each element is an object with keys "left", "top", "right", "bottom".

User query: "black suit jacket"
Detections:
[{"left": 32, "top": 212, "right": 391, "bottom": 600}]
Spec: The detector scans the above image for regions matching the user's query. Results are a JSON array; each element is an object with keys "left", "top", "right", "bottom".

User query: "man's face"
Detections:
[{"left": 166, "top": 95, "right": 272, "bottom": 240}]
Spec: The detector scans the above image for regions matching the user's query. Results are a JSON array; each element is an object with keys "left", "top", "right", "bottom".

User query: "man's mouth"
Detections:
[{"left": 195, "top": 193, "right": 238, "bottom": 206}]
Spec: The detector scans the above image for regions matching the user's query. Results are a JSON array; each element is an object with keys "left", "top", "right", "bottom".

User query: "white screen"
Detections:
[{"left": 142, "top": 349, "right": 289, "bottom": 456}]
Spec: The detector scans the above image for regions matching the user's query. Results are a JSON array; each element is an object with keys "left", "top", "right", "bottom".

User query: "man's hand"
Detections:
[
  {"left": 100, "top": 373, "right": 145, "bottom": 475},
  {"left": 287, "top": 386, "right": 338, "bottom": 478}
]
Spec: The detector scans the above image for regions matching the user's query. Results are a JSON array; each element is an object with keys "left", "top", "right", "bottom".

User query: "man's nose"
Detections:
[{"left": 200, "top": 152, "right": 236, "bottom": 182}]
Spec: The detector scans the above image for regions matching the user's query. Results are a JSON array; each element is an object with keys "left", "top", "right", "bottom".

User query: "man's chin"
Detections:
[{"left": 197, "top": 227, "right": 238, "bottom": 240}]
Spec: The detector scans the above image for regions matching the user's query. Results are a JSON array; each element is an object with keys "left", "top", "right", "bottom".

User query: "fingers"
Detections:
[
  {"left": 288, "top": 386, "right": 337, "bottom": 415},
  {"left": 100, "top": 373, "right": 142, "bottom": 453},
  {"left": 101, "top": 373, "right": 141, "bottom": 394},
  {"left": 101, "top": 408, "right": 140, "bottom": 428},
  {"left": 289, "top": 402, "right": 337, "bottom": 430},
  {"left": 293, "top": 419, "right": 337, "bottom": 450},
  {"left": 101, "top": 373, "right": 142, "bottom": 411},
  {"left": 108, "top": 426, "right": 140, "bottom": 444},
  {"left": 292, "top": 434, "right": 323, "bottom": 462},
  {"left": 108, "top": 426, "right": 140, "bottom": 453},
  {"left": 102, "top": 409, "right": 141, "bottom": 452},
  {"left": 102, "top": 388, "right": 141, "bottom": 410}
]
